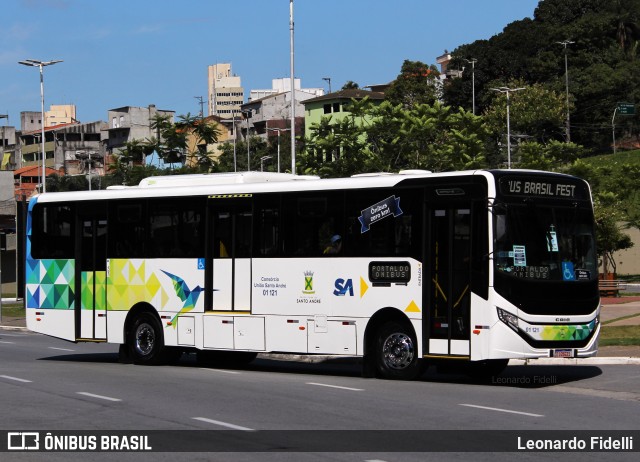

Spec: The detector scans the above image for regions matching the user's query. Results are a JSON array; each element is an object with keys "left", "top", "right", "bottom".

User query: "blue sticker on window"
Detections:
[
  {"left": 358, "top": 196, "right": 403, "bottom": 233},
  {"left": 198, "top": 258, "right": 206, "bottom": 270},
  {"left": 562, "top": 261, "right": 575, "bottom": 281}
]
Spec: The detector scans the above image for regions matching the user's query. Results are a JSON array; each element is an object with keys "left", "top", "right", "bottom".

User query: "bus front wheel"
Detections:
[
  {"left": 128, "top": 313, "right": 165, "bottom": 365},
  {"left": 375, "top": 321, "right": 424, "bottom": 380}
]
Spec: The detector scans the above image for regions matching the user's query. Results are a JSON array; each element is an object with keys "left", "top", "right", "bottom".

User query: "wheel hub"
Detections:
[
  {"left": 135, "top": 323, "right": 155, "bottom": 356},
  {"left": 382, "top": 333, "right": 415, "bottom": 369}
]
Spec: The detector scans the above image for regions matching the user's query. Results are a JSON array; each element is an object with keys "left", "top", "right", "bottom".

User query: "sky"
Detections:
[{"left": 1, "top": 0, "right": 540, "bottom": 126}]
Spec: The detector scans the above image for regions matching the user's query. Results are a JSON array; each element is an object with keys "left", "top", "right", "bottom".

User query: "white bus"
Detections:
[{"left": 26, "top": 169, "right": 600, "bottom": 379}]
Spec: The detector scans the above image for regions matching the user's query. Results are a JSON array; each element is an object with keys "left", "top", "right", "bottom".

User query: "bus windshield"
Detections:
[{"left": 493, "top": 201, "right": 597, "bottom": 283}]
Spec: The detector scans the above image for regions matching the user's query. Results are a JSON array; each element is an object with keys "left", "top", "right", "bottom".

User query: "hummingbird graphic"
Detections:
[{"left": 161, "top": 270, "right": 205, "bottom": 325}]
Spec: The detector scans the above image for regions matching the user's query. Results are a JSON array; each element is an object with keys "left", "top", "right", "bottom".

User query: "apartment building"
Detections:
[{"left": 207, "top": 63, "right": 244, "bottom": 119}]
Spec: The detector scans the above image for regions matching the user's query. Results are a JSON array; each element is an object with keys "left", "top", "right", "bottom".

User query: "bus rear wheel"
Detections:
[
  {"left": 128, "top": 313, "right": 165, "bottom": 365},
  {"left": 375, "top": 321, "right": 424, "bottom": 380}
]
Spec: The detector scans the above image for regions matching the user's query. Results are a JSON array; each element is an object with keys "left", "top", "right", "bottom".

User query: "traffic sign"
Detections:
[{"left": 617, "top": 103, "right": 635, "bottom": 115}]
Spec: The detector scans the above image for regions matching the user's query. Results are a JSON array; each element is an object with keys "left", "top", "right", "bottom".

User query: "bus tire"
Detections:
[
  {"left": 128, "top": 312, "right": 165, "bottom": 365},
  {"left": 375, "top": 321, "right": 424, "bottom": 380}
]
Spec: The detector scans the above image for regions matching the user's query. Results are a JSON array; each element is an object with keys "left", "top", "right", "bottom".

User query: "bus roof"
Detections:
[{"left": 31, "top": 169, "right": 577, "bottom": 204}]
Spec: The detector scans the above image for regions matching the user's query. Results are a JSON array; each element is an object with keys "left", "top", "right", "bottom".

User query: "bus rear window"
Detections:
[{"left": 31, "top": 204, "right": 74, "bottom": 259}]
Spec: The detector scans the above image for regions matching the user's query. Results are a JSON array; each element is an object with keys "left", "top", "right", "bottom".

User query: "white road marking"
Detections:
[
  {"left": 0, "top": 341, "right": 15, "bottom": 344},
  {"left": 49, "top": 347, "right": 76, "bottom": 352},
  {"left": 0, "top": 375, "right": 32, "bottom": 383},
  {"left": 192, "top": 417, "right": 254, "bottom": 431},
  {"left": 307, "top": 382, "right": 364, "bottom": 391},
  {"left": 199, "top": 367, "right": 240, "bottom": 374},
  {"left": 459, "top": 403, "right": 544, "bottom": 417},
  {"left": 76, "top": 392, "right": 122, "bottom": 402}
]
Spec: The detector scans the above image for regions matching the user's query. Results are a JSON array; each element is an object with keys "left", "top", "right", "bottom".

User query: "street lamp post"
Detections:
[
  {"left": 464, "top": 58, "right": 477, "bottom": 115},
  {"left": 0, "top": 114, "right": 6, "bottom": 324},
  {"left": 266, "top": 127, "right": 290, "bottom": 173},
  {"left": 557, "top": 40, "right": 574, "bottom": 142},
  {"left": 242, "top": 109, "right": 253, "bottom": 171},
  {"left": 0, "top": 114, "right": 8, "bottom": 168},
  {"left": 232, "top": 110, "right": 237, "bottom": 172},
  {"left": 492, "top": 86, "right": 525, "bottom": 169},
  {"left": 322, "top": 77, "right": 332, "bottom": 94},
  {"left": 18, "top": 59, "right": 63, "bottom": 193},
  {"left": 290, "top": 0, "right": 296, "bottom": 174},
  {"left": 260, "top": 155, "right": 272, "bottom": 172}
]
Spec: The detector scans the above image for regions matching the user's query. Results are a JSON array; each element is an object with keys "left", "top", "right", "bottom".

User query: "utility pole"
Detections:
[
  {"left": 194, "top": 96, "right": 206, "bottom": 118},
  {"left": 492, "top": 86, "right": 525, "bottom": 169},
  {"left": 557, "top": 40, "right": 574, "bottom": 142},
  {"left": 464, "top": 59, "right": 477, "bottom": 115}
]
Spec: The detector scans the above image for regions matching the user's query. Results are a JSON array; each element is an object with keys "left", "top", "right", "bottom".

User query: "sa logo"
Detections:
[{"left": 333, "top": 278, "right": 354, "bottom": 296}]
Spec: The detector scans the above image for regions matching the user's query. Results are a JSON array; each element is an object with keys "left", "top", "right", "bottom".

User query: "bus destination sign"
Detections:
[
  {"left": 499, "top": 177, "right": 588, "bottom": 200},
  {"left": 369, "top": 261, "right": 411, "bottom": 286}
]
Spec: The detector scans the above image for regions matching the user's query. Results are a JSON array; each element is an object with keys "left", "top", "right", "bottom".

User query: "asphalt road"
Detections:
[{"left": 1, "top": 329, "right": 639, "bottom": 462}]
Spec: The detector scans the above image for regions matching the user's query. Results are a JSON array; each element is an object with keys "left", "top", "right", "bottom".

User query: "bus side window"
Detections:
[
  {"left": 32, "top": 204, "right": 74, "bottom": 259},
  {"left": 254, "top": 194, "right": 280, "bottom": 257},
  {"left": 281, "top": 192, "right": 344, "bottom": 257},
  {"left": 110, "top": 202, "right": 145, "bottom": 258}
]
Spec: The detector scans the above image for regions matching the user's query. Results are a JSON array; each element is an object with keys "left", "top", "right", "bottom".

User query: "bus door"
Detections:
[
  {"left": 206, "top": 196, "right": 252, "bottom": 312},
  {"left": 427, "top": 201, "right": 472, "bottom": 357},
  {"left": 76, "top": 203, "right": 108, "bottom": 341}
]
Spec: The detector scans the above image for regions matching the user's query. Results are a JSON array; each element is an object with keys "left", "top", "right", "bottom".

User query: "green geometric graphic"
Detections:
[
  {"left": 81, "top": 271, "right": 106, "bottom": 310},
  {"left": 26, "top": 259, "right": 75, "bottom": 309}
]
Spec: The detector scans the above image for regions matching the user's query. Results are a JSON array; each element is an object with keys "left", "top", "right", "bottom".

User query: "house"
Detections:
[
  {"left": 301, "top": 89, "right": 385, "bottom": 139},
  {"left": 19, "top": 121, "right": 106, "bottom": 177},
  {"left": 13, "top": 165, "right": 58, "bottom": 199},
  {"left": 240, "top": 90, "right": 316, "bottom": 141},
  {"left": 106, "top": 104, "right": 175, "bottom": 159},
  {"left": 183, "top": 115, "right": 235, "bottom": 167}
]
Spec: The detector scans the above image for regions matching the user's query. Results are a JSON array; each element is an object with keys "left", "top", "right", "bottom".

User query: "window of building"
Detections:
[
  {"left": 333, "top": 103, "right": 340, "bottom": 113},
  {"left": 323, "top": 104, "right": 332, "bottom": 114}
]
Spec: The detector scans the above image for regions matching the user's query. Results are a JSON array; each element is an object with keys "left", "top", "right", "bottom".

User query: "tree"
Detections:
[
  {"left": 593, "top": 191, "right": 634, "bottom": 276},
  {"left": 518, "top": 140, "right": 586, "bottom": 171},
  {"left": 444, "top": 0, "right": 640, "bottom": 152},
  {"left": 178, "top": 113, "right": 221, "bottom": 172},
  {"left": 215, "top": 136, "right": 270, "bottom": 172},
  {"left": 385, "top": 60, "right": 441, "bottom": 109},
  {"left": 341, "top": 81, "right": 360, "bottom": 90},
  {"left": 300, "top": 97, "right": 489, "bottom": 177}
]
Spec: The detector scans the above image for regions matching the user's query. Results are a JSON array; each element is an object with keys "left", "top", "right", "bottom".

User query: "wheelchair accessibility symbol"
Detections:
[
  {"left": 562, "top": 261, "right": 575, "bottom": 281},
  {"left": 197, "top": 258, "right": 206, "bottom": 270}
]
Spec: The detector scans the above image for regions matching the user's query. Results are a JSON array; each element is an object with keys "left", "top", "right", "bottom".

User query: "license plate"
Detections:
[{"left": 552, "top": 349, "right": 573, "bottom": 358}]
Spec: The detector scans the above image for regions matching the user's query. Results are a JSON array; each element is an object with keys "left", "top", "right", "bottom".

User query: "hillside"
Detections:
[{"left": 581, "top": 150, "right": 640, "bottom": 168}]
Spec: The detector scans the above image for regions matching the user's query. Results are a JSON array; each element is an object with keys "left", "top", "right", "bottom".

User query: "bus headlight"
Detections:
[{"left": 497, "top": 308, "right": 519, "bottom": 333}]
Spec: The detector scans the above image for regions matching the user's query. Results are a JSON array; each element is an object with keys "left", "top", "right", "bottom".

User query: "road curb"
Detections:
[
  {"left": 509, "top": 357, "right": 640, "bottom": 366},
  {"left": 0, "top": 325, "right": 28, "bottom": 332}
]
